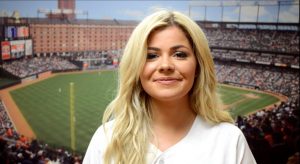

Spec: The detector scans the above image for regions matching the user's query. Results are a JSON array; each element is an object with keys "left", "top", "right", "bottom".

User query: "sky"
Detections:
[{"left": 0, "top": 0, "right": 299, "bottom": 23}]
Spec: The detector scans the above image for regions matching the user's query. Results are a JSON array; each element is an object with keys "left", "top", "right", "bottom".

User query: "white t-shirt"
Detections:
[{"left": 83, "top": 116, "right": 257, "bottom": 164}]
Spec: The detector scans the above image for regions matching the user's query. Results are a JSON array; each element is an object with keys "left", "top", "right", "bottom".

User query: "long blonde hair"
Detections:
[{"left": 102, "top": 10, "right": 233, "bottom": 164}]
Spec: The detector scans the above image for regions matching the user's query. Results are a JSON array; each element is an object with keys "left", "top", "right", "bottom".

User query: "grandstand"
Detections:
[
  {"left": 197, "top": 21, "right": 299, "bottom": 103},
  {"left": 1, "top": 2, "right": 299, "bottom": 164}
]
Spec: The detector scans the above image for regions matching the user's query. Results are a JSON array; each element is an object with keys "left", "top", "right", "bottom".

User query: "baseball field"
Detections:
[{"left": 8, "top": 70, "right": 280, "bottom": 153}]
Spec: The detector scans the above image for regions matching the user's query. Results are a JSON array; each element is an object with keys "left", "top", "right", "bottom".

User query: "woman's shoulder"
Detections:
[
  {"left": 194, "top": 116, "right": 247, "bottom": 147},
  {"left": 216, "top": 121, "right": 242, "bottom": 134},
  {"left": 83, "top": 120, "right": 115, "bottom": 163},
  {"left": 196, "top": 116, "right": 243, "bottom": 136},
  {"left": 94, "top": 120, "right": 115, "bottom": 140}
]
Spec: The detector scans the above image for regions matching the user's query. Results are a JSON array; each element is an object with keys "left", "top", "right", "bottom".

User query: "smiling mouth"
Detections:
[{"left": 153, "top": 77, "right": 182, "bottom": 84}]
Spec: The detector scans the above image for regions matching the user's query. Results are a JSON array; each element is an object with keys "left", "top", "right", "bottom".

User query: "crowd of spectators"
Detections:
[
  {"left": 1, "top": 56, "right": 79, "bottom": 78},
  {"left": 214, "top": 58, "right": 300, "bottom": 163},
  {"left": 69, "top": 52, "right": 103, "bottom": 60},
  {"left": 0, "top": 101, "right": 15, "bottom": 138},
  {"left": 236, "top": 100, "right": 299, "bottom": 164},
  {"left": 0, "top": 100, "right": 83, "bottom": 163},
  {"left": 215, "top": 61, "right": 299, "bottom": 102},
  {"left": 212, "top": 49, "right": 299, "bottom": 66},
  {"left": 203, "top": 28, "right": 299, "bottom": 54}
]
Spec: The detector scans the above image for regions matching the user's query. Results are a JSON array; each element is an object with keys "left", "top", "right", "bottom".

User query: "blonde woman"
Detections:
[{"left": 83, "top": 10, "right": 256, "bottom": 164}]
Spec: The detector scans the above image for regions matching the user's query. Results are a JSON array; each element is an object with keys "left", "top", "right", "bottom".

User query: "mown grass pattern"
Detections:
[
  {"left": 10, "top": 71, "right": 118, "bottom": 153},
  {"left": 218, "top": 85, "right": 279, "bottom": 117}
]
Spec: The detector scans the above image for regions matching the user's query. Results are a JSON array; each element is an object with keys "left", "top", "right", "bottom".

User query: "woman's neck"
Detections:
[
  {"left": 150, "top": 96, "right": 196, "bottom": 126},
  {"left": 150, "top": 96, "right": 197, "bottom": 151}
]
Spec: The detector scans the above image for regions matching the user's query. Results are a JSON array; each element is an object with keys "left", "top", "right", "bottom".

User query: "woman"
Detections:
[{"left": 83, "top": 10, "right": 256, "bottom": 164}]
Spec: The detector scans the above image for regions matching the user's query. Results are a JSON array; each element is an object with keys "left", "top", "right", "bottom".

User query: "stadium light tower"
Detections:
[{"left": 256, "top": 2, "right": 260, "bottom": 23}]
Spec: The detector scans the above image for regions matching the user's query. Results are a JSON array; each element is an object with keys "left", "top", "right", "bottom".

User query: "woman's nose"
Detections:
[{"left": 158, "top": 56, "right": 175, "bottom": 72}]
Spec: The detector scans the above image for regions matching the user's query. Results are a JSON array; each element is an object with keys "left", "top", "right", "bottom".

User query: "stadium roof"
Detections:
[{"left": 196, "top": 20, "right": 299, "bottom": 31}]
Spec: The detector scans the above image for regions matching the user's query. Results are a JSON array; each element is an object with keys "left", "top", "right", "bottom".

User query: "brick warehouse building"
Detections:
[
  {"left": 0, "top": 15, "right": 137, "bottom": 61},
  {"left": 29, "top": 18, "right": 136, "bottom": 56}
]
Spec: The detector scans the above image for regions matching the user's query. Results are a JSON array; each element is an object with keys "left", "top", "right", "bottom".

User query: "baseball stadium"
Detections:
[{"left": 0, "top": 0, "right": 299, "bottom": 163}]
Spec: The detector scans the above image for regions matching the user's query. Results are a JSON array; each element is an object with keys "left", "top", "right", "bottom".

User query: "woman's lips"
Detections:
[{"left": 153, "top": 77, "right": 182, "bottom": 85}]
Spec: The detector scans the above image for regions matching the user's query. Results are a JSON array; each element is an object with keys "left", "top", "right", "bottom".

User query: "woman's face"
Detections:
[{"left": 140, "top": 26, "right": 197, "bottom": 102}]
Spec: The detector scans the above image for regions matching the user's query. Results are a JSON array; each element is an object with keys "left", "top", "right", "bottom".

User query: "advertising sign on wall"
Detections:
[
  {"left": 17, "top": 26, "right": 29, "bottom": 38},
  {"left": 10, "top": 40, "right": 25, "bottom": 59},
  {"left": 1, "top": 41, "right": 11, "bottom": 60},
  {"left": 5, "top": 26, "right": 17, "bottom": 39},
  {"left": 25, "top": 39, "right": 33, "bottom": 56}
]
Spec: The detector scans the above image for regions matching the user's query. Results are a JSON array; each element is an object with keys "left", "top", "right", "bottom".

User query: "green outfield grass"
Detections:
[
  {"left": 218, "top": 85, "right": 279, "bottom": 118},
  {"left": 10, "top": 71, "right": 279, "bottom": 153}
]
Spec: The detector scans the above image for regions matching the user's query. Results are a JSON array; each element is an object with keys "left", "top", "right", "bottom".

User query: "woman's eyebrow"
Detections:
[
  {"left": 147, "top": 45, "right": 191, "bottom": 52},
  {"left": 171, "top": 45, "right": 188, "bottom": 50},
  {"left": 147, "top": 47, "right": 160, "bottom": 51}
]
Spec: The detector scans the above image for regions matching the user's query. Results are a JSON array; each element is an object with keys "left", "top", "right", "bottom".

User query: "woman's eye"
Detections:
[
  {"left": 174, "top": 52, "right": 187, "bottom": 59},
  {"left": 146, "top": 53, "right": 158, "bottom": 60}
]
